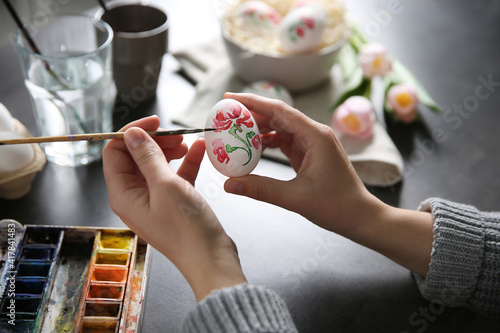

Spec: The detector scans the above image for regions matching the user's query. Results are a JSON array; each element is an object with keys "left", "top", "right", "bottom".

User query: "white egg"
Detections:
[
  {"left": 292, "top": 0, "right": 322, "bottom": 10},
  {"left": 279, "top": 6, "right": 327, "bottom": 53},
  {"left": 0, "top": 132, "right": 35, "bottom": 172},
  {"left": 0, "top": 103, "right": 14, "bottom": 132},
  {"left": 236, "top": 1, "right": 281, "bottom": 33},
  {"left": 205, "top": 99, "right": 262, "bottom": 177},
  {"left": 242, "top": 80, "right": 294, "bottom": 106}
]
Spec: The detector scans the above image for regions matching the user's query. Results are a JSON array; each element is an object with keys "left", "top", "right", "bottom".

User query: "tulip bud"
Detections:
[
  {"left": 332, "top": 96, "right": 375, "bottom": 139},
  {"left": 358, "top": 43, "right": 392, "bottom": 78},
  {"left": 387, "top": 84, "right": 419, "bottom": 123}
]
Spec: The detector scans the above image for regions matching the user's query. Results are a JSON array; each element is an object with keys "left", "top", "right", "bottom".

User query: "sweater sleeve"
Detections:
[
  {"left": 414, "top": 197, "right": 500, "bottom": 320},
  {"left": 182, "top": 283, "right": 298, "bottom": 333}
]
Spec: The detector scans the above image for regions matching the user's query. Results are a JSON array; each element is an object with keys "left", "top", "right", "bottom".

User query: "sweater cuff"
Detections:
[
  {"left": 182, "top": 283, "right": 297, "bottom": 333},
  {"left": 413, "top": 197, "right": 485, "bottom": 307}
]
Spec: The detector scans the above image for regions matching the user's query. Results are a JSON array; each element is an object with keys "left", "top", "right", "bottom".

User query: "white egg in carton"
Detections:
[{"left": 0, "top": 103, "right": 46, "bottom": 199}]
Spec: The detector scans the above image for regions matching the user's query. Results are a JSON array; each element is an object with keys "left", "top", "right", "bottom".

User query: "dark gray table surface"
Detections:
[{"left": 1, "top": 1, "right": 499, "bottom": 332}]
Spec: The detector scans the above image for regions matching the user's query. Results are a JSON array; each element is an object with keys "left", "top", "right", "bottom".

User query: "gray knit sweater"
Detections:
[{"left": 182, "top": 198, "right": 500, "bottom": 332}]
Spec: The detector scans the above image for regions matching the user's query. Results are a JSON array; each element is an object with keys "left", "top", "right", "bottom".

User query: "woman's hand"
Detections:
[
  {"left": 102, "top": 115, "right": 246, "bottom": 301},
  {"left": 223, "top": 93, "right": 434, "bottom": 276},
  {"left": 223, "top": 92, "right": 379, "bottom": 235}
]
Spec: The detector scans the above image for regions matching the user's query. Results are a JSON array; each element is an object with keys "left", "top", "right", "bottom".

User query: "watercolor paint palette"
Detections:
[{"left": 0, "top": 222, "right": 151, "bottom": 333}]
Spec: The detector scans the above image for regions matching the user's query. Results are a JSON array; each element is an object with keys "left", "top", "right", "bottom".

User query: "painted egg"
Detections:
[
  {"left": 279, "top": 6, "right": 327, "bottom": 53},
  {"left": 292, "top": 0, "right": 322, "bottom": 10},
  {"left": 236, "top": 1, "right": 281, "bottom": 33},
  {"left": 205, "top": 99, "right": 262, "bottom": 177},
  {"left": 242, "top": 80, "right": 294, "bottom": 106},
  {"left": 0, "top": 132, "right": 35, "bottom": 172},
  {"left": 0, "top": 103, "right": 14, "bottom": 132}
]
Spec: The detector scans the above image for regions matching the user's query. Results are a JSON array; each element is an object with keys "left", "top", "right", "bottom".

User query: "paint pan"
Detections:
[
  {"left": 24, "top": 227, "right": 62, "bottom": 245},
  {"left": 95, "top": 251, "right": 130, "bottom": 266},
  {"left": 20, "top": 246, "right": 54, "bottom": 261},
  {"left": 0, "top": 318, "right": 35, "bottom": 332},
  {"left": 1, "top": 297, "right": 41, "bottom": 319},
  {"left": 84, "top": 301, "right": 121, "bottom": 318},
  {"left": 87, "top": 283, "right": 125, "bottom": 301},
  {"left": 81, "top": 318, "right": 118, "bottom": 333},
  {"left": 14, "top": 278, "right": 46, "bottom": 296},
  {"left": 16, "top": 262, "right": 52, "bottom": 278},
  {"left": 99, "top": 232, "right": 134, "bottom": 251},
  {"left": 92, "top": 265, "right": 128, "bottom": 283}
]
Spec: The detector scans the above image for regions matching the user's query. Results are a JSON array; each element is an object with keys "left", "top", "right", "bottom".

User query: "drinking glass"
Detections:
[{"left": 16, "top": 14, "right": 116, "bottom": 167}]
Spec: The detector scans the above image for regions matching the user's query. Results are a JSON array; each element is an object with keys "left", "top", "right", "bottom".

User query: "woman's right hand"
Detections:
[
  {"left": 223, "top": 93, "right": 434, "bottom": 277},
  {"left": 222, "top": 92, "right": 382, "bottom": 236}
]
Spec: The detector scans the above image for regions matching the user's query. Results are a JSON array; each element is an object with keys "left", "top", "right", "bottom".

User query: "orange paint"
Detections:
[
  {"left": 88, "top": 283, "right": 125, "bottom": 300},
  {"left": 84, "top": 302, "right": 121, "bottom": 317},
  {"left": 81, "top": 319, "right": 118, "bottom": 333},
  {"left": 92, "top": 266, "right": 128, "bottom": 283}
]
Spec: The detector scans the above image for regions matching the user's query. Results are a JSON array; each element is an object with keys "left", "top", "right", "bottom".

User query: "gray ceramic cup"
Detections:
[{"left": 95, "top": 3, "right": 169, "bottom": 103}]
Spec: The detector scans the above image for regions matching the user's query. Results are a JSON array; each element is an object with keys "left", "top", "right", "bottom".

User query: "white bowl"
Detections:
[{"left": 222, "top": 28, "right": 348, "bottom": 93}]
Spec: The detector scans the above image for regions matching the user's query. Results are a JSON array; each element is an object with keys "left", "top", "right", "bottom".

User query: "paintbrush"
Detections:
[{"left": 0, "top": 128, "right": 216, "bottom": 145}]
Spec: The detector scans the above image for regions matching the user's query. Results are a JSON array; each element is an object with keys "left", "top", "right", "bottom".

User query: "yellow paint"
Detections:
[
  {"left": 100, "top": 234, "right": 133, "bottom": 250},
  {"left": 396, "top": 92, "right": 413, "bottom": 108},
  {"left": 96, "top": 251, "right": 130, "bottom": 266},
  {"left": 341, "top": 114, "right": 362, "bottom": 132}
]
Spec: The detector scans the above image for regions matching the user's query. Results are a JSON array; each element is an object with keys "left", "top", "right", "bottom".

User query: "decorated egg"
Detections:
[
  {"left": 0, "top": 132, "right": 35, "bottom": 172},
  {"left": 292, "top": 0, "right": 322, "bottom": 10},
  {"left": 236, "top": 1, "right": 281, "bottom": 33},
  {"left": 0, "top": 103, "right": 14, "bottom": 132},
  {"left": 205, "top": 99, "right": 262, "bottom": 177},
  {"left": 242, "top": 80, "right": 294, "bottom": 106},
  {"left": 279, "top": 6, "right": 327, "bottom": 53}
]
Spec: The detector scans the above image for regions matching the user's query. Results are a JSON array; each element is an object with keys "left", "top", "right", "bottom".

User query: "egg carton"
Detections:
[{"left": 0, "top": 119, "right": 46, "bottom": 199}]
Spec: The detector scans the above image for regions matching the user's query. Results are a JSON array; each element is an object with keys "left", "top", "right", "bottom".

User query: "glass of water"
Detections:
[{"left": 16, "top": 14, "right": 116, "bottom": 167}]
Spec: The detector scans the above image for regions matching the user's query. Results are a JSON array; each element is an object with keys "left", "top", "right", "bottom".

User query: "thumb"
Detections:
[
  {"left": 124, "top": 127, "right": 171, "bottom": 184},
  {"left": 224, "top": 175, "right": 292, "bottom": 209}
]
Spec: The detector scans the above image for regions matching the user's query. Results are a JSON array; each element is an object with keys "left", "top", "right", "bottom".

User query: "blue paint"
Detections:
[
  {"left": 68, "top": 135, "right": 76, "bottom": 140},
  {"left": 20, "top": 247, "right": 54, "bottom": 261},
  {"left": 14, "top": 278, "right": 46, "bottom": 296},
  {"left": 0, "top": 297, "right": 41, "bottom": 318},
  {"left": 0, "top": 319, "right": 35, "bottom": 331},
  {"left": 16, "top": 262, "right": 51, "bottom": 277},
  {"left": 24, "top": 228, "right": 61, "bottom": 245}
]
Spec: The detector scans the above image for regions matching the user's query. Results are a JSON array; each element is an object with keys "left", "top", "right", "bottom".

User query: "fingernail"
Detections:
[
  {"left": 225, "top": 180, "right": 243, "bottom": 195},
  {"left": 124, "top": 128, "right": 145, "bottom": 150}
]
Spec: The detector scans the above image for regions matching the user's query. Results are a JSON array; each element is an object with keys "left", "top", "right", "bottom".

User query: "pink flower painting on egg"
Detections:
[
  {"left": 288, "top": 17, "right": 312, "bottom": 41},
  {"left": 212, "top": 138, "right": 230, "bottom": 164},
  {"left": 211, "top": 100, "right": 260, "bottom": 167},
  {"left": 251, "top": 134, "right": 261, "bottom": 149},
  {"left": 279, "top": 5, "right": 327, "bottom": 53},
  {"left": 238, "top": 1, "right": 281, "bottom": 30}
]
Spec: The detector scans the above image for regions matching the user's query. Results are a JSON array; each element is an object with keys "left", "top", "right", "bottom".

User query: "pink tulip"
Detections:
[
  {"left": 332, "top": 96, "right": 375, "bottom": 139},
  {"left": 358, "top": 43, "right": 392, "bottom": 78},
  {"left": 387, "top": 84, "right": 419, "bottom": 123}
]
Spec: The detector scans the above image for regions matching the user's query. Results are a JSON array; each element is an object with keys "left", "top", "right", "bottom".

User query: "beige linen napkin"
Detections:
[{"left": 172, "top": 39, "right": 404, "bottom": 186}]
